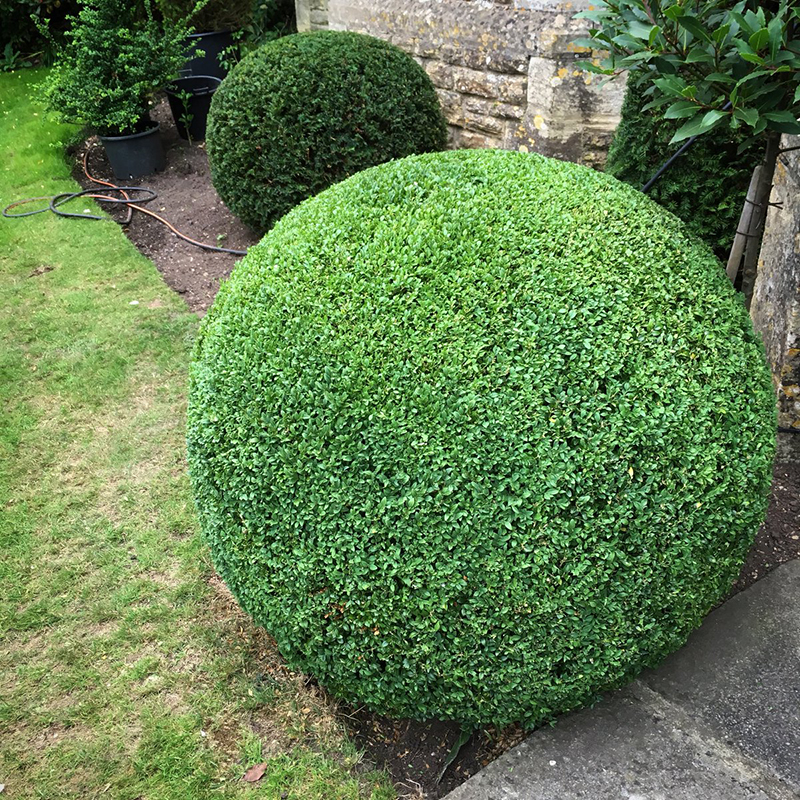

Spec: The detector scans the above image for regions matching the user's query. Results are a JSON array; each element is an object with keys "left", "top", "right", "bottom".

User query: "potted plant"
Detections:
[
  {"left": 41, "top": 0, "right": 197, "bottom": 180},
  {"left": 162, "top": 0, "right": 296, "bottom": 140},
  {"left": 158, "top": 0, "right": 253, "bottom": 78}
]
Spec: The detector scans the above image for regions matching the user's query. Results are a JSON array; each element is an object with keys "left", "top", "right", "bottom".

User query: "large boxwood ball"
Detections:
[
  {"left": 205, "top": 30, "right": 448, "bottom": 233},
  {"left": 187, "top": 149, "right": 775, "bottom": 727}
]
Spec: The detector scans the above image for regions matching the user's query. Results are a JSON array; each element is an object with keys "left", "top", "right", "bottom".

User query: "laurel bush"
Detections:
[
  {"left": 188, "top": 149, "right": 775, "bottom": 727},
  {"left": 205, "top": 31, "right": 447, "bottom": 232},
  {"left": 606, "top": 76, "right": 763, "bottom": 259}
]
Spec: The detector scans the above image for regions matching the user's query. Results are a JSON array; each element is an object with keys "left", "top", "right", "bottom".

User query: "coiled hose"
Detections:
[{"left": 2, "top": 150, "right": 248, "bottom": 256}]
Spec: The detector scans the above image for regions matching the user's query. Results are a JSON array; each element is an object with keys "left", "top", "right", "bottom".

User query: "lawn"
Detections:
[{"left": 0, "top": 69, "right": 392, "bottom": 800}]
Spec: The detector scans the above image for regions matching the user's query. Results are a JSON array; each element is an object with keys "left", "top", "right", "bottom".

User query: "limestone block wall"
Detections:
[
  {"left": 296, "top": 0, "right": 329, "bottom": 31},
  {"left": 751, "top": 135, "right": 800, "bottom": 429},
  {"left": 295, "top": 0, "right": 625, "bottom": 166}
]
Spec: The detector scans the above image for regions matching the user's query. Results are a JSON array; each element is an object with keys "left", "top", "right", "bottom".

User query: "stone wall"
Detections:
[
  {"left": 296, "top": 0, "right": 329, "bottom": 31},
  {"left": 295, "top": 0, "right": 625, "bottom": 166},
  {"left": 751, "top": 135, "right": 800, "bottom": 430}
]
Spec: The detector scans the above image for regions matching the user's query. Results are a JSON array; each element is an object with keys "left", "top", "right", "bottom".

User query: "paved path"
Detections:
[{"left": 445, "top": 559, "right": 800, "bottom": 800}]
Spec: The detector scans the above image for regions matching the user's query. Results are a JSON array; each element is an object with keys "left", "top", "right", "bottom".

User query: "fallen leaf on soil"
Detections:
[{"left": 242, "top": 763, "right": 268, "bottom": 783}]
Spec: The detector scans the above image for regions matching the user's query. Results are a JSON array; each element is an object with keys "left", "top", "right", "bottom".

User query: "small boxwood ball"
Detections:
[
  {"left": 205, "top": 30, "right": 448, "bottom": 233},
  {"left": 187, "top": 149, "right": 775, "bottom": 727}
]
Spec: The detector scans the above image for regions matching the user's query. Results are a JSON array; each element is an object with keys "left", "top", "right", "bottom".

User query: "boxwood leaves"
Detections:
[
  {"left": 206, "top": 30, "right": 447, "bottom": 234},
  {"left": 187, "top": 149, "right": 776, "bottom": 728}
]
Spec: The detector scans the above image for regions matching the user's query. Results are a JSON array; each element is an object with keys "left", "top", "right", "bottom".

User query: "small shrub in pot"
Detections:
[
  {"left": 187, "top": 149, "right": 775, "bottom": 727},
  {"left": 41, "top": 0, "right": 195, "bottom": 178},
  {"left": 205, "top": 31, "right": 448, "bottom": 233}
]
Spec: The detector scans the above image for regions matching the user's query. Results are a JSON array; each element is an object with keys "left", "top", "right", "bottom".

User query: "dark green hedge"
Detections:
[
  {"left": 606, "top": 76, "right": 764, "bottom": 259},
  {"left": 188, "top": 149, "right": 775, "bottom": 727},
  {"left": 157, "top": 0, "right": 253, "bottom": 33},
  {"left": 205, "top": 31, "right": 447, "bottom": 233},
  {"left": 1, "top": 0, "right": 77, "bottom": 57}
]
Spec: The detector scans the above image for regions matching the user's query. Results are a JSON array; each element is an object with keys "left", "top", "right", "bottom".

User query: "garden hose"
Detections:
[{"left": 2, "top": 151, "right": 248, "bottom": 256}]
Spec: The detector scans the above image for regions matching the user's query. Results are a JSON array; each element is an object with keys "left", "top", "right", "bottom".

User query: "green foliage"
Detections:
[
  {"left": 187, "top": 149, "right": 776, "bottom": 727},
  {"left": 206, "top": 31, "right": 448, "bottom": 233},
  {"left": 1, "top": 43, "right": 32, "bottom": 72},
  {"left": 249, "top": 0, "right": 296, "bottom": 44},
  {"left": 156, "top": 0, "right": 294, "bottom": 53},
  {"left": 0, "top": 69, "right": 393, "bottom": 800},
  {"left": 0, "top": 0, "right": 77, "bottom": 57},
  {"left": 213, "top": 1, "right": 299, "bottom": 81},
  {"left": 41, "top": 0, "right": 194, "bottom": 136},
  {"left": 577, "top": 1, "right": 800, "bottom": 146},
  {"left": 157, "top": 0, "right": 253, "bottom": 32},
  {"left": 171, "top": 86, "right": 197, "bottom": 143},
  {"left": 606, "top": 76, "right": 763, "bottom": 257}
]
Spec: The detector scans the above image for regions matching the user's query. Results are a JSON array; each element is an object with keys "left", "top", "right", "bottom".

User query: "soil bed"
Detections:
[
  {"left": 733, "top": 443, "right": 800, "bottom": 594},
  {"left": 72, "top": 112, "right": 800, "bottom": 799},
  {"left": 73, "top": 100, "right": 258, "bottom": 315}
]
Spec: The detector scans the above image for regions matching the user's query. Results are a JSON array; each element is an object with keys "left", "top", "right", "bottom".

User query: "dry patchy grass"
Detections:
[{"left": 0, "top": 68, "right": 393, "bottom": 800}]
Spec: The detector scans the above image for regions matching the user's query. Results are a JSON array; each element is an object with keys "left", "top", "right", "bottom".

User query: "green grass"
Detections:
[{"left": 0, "top": 69, "right": 394, "bottom": 800}]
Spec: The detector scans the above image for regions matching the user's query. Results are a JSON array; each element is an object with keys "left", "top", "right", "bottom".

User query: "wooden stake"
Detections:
[
  {"left": 741, "top": 132, "right": 781, "bottom": 308},
  {"left": 726, "top": 165, "right": 761, "bottom": 283}
]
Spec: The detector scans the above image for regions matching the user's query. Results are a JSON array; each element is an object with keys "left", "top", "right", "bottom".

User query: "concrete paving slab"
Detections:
[
  {"left": 445, "top": 561, "right": 800, "bottom": 800},
  {"left": 445, "top": 685, "right": 790, "bottom": 800},
  {"left": 642, "top": 559, "right": 800, "bottom": 789}
]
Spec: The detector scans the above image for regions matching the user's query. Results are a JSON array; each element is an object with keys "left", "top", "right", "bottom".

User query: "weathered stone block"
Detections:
[
  {"left": 459, "top": 111, "right": 505, "bottom": 137},
  {"left": 452, "top": 66, "right": 527, "bottom": 103},
  {"left": 522, "top": 54, "right": 624, "bottom": 165},
  {"left": 303, "top": 0, "right": 624, "bottom": 165},
  {"left": 296, "top": 0, "right": 310, "bottom": 31},
  {"left": 452, "top": 128, "right": 504, "bottom": 150},
  {"left": 752, "top": 135, "right": 800, "bottom": 429},
  {"left": 445, "top": 124, "right": 460, "bottom": 148},
  {"left": 435, "top": 88, "right": 462, "bottom": 117},
  {"left": 464, "top": 95, "right": 525, "bottom": 120},
  {"left": 425, "top": 60, "right": 456, "bottom": 90},
  {"left": 296, "top": 0, "right": 329, "bottom": 31},
  {"left": 327, "top": 0, "right": 565, "bottom": 68},
  {"left": 438, "top": 42, "right": 527, "bottom": 74}
]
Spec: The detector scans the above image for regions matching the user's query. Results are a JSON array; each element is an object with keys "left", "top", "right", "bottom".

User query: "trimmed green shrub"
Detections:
[
  {"left": 187, "top": 149, "right": 775, "bottom": 727},
  {"left": 205, "top": 31, "right": 448, "bottom": 233},
  {"left": 41, "top": 0, "right": 193, "bottom": 136},
  {"left": 606, "top": 76, "right": 763, "bottom": 259}
]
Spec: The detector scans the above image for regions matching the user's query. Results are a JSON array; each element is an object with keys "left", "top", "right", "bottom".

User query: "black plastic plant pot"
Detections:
[
  {"left": 165, "top": 75, "right": 222, "bottom": 141},
  {"left": 99, "top": 123, "right": 166, "bottom": 181},
  {"left": 183, "top": 30, "right": 235, "bottom": 79}
]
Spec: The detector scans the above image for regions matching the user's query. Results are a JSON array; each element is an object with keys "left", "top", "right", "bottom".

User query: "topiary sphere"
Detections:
[
  {"left": 205, "top": 31, "right": 448, "bottom": 233},
  {"left": 187, "top": 149, "right": 775, "bottom": 727}
]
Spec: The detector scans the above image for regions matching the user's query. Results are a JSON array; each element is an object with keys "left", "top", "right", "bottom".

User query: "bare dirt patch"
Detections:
[
  {"left": 734, "top": 438, "right": 800, "bottom": 593},
  {"left": 199, "top": 574, "right": 352, "bottom": 776},
  {"left": 73, "top": 100, "right": 259, "bottom": 315},
  {"left": 33, "top": 721, "right": 94, "bottom": 751}
]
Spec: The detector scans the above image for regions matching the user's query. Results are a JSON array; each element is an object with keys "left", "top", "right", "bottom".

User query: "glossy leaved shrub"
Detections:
[
  {"left": 205, "top": 30, "right": 447, "bottom": 233},
  {"left": 606, "top": 76, "right": 763, "bottom": 259},
  {"left": 188, "top": 149, "right": 775, "bottom": 727}
]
